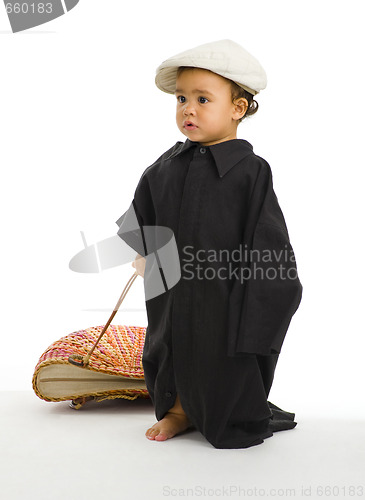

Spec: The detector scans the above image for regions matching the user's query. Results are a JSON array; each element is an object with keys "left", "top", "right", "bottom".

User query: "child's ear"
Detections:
[{"left": 232, "top": 98, "right": 248, "bottom": 120}]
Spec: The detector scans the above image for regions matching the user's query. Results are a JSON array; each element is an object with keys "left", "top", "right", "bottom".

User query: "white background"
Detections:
[{"left": 0, "top": 0, "right": 364, "bottom": 419}]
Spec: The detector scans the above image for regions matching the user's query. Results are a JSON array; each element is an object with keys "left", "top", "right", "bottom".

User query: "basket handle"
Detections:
[{"left": 68, "top": 271, "right": 139, "bottom": 367}]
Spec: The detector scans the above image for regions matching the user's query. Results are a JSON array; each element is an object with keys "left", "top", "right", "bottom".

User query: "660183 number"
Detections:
[
  {"left": 317, "top": 485, "right": 364, "bottom": 496},
  {"left": 5, "top": 3, "right": 53, "bottom": 14}
]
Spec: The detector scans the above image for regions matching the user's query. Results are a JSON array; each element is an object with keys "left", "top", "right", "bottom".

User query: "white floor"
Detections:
[{"left": 1, "top": 392, "right": 364, "bottom": 500}]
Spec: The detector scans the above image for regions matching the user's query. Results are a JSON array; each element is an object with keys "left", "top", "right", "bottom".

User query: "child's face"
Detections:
[{"left": 174, "top": 68, "right": 247, "bottom": 146}]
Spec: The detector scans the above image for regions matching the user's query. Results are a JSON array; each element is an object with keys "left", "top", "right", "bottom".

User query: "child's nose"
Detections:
[{"left": 183, "top": 103, "right": 196, "bottom": 116}]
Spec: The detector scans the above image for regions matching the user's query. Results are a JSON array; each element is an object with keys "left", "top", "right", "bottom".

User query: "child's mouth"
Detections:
[{"left": 184, "top": 121, "right": 198, "bottom": 130}]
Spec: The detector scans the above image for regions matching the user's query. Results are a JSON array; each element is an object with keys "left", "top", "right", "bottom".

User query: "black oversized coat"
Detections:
[{"left": 116, "top": 138, "right": 302, "bottom": 449}]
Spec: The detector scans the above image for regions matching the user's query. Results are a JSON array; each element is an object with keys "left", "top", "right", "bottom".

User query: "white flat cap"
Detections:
[{"left": 155, "top": 39, "right": 267, "bottom": 96}]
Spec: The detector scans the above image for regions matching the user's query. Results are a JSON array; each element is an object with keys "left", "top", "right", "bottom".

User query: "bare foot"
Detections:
[{"left": 145, "top": 394, "right": 191, "bottom": 441}]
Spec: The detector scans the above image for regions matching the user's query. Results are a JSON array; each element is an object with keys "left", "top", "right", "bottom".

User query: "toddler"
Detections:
[{"left": 116, "top": 39, "right": 302, "bottom": 449}]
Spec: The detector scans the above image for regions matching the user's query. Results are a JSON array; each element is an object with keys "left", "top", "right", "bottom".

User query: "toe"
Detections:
[
  {"left": 154, "top": 432, "right": 168, "bottom": 441},
  {"left": 145, "top": 427, "right": 159, "bottom": 440}
]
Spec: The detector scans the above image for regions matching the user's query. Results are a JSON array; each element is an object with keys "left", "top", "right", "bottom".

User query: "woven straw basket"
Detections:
[{"left": 32, "top": 324, "right": 149, "bottom": 407}]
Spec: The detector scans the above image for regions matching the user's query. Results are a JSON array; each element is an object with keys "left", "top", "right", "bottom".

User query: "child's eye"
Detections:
[
  {"left": 177, "top": 95, "right": 186, "bottom": 103},
  {"left": 198, "top": 97, "right": 209, "bottom": 104}
]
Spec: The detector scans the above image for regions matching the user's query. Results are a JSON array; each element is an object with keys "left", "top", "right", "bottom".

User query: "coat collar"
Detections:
[{"left": 168, "top": 138, "right": 254, "bottom": 178}]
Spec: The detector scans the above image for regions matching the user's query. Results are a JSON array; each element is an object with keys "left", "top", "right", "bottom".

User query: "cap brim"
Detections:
[{"left": 155, "top": 66, "right": 259, "bottom": 96}]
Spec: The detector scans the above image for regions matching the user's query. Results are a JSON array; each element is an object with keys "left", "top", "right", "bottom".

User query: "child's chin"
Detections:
[{"left": 182, "top": 130, "right": 202, "bottom": 141}]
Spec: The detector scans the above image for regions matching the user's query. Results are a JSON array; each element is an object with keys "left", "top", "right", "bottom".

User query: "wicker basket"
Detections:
[{"left": 32, "top": 324, "right": 149, "bottom": 407}]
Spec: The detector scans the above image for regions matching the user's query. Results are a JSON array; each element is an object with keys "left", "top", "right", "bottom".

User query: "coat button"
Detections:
[
  {"left": 165, "top": 392, "right": 172, "bottom": 398},
  {"left": 199, "top": 147, "right": 206, "bottom": 154}
]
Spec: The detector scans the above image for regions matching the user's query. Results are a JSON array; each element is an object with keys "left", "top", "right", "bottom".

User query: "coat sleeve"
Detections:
[
  {"left": 227, "top": 159, "right": 303, "bottom": 357},
  {"left": 114, "top": 143, "right": 180, "bottom": 254},
  {"left": 114, "top": 172, "right": 153, "bottom": 258},
  {"left": 114, "top": 152, "right": 182, "bottom": 301}
]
